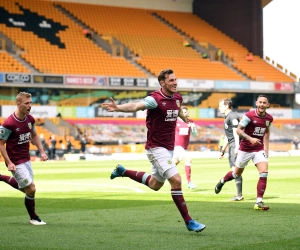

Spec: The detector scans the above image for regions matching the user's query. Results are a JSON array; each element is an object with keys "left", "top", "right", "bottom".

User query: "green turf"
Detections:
[{"left": 1, "top": 156, "right": 300, "bottom": 250}]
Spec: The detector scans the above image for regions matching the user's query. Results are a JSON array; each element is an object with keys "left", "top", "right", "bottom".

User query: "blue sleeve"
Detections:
[
  {"left": 32, "top": 123, "right": 36, "bottom": 132},
  {"left": 0, "top": 125, "right": 12, "bottom": 140},
  {"left": 143, "top": 96, "right": 158, "bottom": 109},
  {"left": 239, "top": 115, "right": 251, "bottom": 127}
]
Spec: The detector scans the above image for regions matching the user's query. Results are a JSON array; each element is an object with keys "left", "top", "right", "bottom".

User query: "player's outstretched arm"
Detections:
[{"left": 102, "top": 98, "right": 145, "bottom": 112}]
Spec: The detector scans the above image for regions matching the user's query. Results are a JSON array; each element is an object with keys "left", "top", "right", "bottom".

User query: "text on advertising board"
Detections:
[{"left": 6, "top": 74, "right": 31, "bottom": 83}]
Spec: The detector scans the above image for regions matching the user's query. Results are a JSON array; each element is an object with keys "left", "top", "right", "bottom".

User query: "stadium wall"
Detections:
[
  {"left": 52, "top": 0, "right": 193, "bottom": 12},
  {"left": 193, "top": 0, "right": 263, "bottom": 57}
]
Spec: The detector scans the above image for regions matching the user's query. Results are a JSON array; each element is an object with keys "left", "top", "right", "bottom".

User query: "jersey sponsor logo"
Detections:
[
  {"left": 179, "top": 127, "right": 189, "bottom": 135},
  {"left": 253, "top": 127, "right": 266, "bottom": 136},
  {"left": 162, "top": 102, "right": 166, "bottom": 106},
  {"left": 28, "top": 123, "right": 32, "bottom": 130},
  {"left": 165, "top": 110, "right": 179, "bottom": 121},
  {"left": 18, "top": 132, "right": 31, "bottom": 144}
]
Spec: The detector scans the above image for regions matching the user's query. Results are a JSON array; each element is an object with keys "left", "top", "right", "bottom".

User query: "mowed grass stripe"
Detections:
[{"left": 1, "top": 156, "right": 300, "bottom": 249}]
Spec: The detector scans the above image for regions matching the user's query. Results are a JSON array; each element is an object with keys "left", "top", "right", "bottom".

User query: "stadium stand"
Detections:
[
  {"left": 154, "top": 10, "right": 294, "bottom": 83},
  {"left": 198, "top": 93, "right": 236, "bottom": 108},
  {"left": 0, "top": 88, "right": 18, "bottom": 105},
  {"left": 0, "top": 51, "right": 30, "bottom": 73},
  {"left": 0, "top": 1, "right": 297, "bottom": 156},
  {"left": 0, "top": 0, "right": 146, "bottom": 77},
  {"left": 30, "top": 121, "right": 81, "bottom": 151},
  {"left": 56, "top": 2, "right": 244, "bottom": 80}
]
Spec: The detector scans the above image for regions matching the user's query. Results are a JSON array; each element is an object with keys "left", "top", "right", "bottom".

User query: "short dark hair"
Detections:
[
  {"left": 158, "top": 68, "right": 174, "bottom": 83},
  {"left": 219, "top": 98, "right": 232, "bottom": 109},
  {"left": 257, "top": 94, "right": 269, "bottom": 101}
]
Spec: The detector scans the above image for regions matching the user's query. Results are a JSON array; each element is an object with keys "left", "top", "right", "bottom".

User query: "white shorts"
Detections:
[
  {"left": 173, "top": 146, "right": 186, "bottom": 161},
  {"left": 146, "top": 147, "right": 179, "bottom": 183},
  {"left": 235, "top": 150, "right": 268, "bottom": 169},
  {"left": 11, "top": 161, "right": 34, "bottom": 188}
]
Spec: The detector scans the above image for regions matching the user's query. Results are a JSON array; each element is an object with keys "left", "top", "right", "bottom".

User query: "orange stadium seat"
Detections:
[
  {"left": 198, "top": 93, "right": 236, "bottom": 108},
  {"left": 154, "top": 10, "right": 294, "bottom": 83},
  {"left": 0, "top": 51, "right": 30, "bottom": 73},
  {"left": 56, "top": 2, "right": 244, "bottom": 80},
  {"left": 0, "top": 1, "right": 293, "bottom": 82},
  {"left": 0, "top": 0, "right": 146, "bottom": 77}
]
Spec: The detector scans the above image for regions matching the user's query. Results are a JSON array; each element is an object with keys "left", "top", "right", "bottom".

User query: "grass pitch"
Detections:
[{"left": 1, "top": 156, "right": 300, "bottom": 250}]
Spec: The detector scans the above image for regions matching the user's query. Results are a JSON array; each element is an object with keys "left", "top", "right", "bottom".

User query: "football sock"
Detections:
[
  {"left": 257, "top": 172, "right": 268, "bottom": 199},
  {"left": 235, "top": 176, "right": 243, "bottom": 195},
  {"left": 185, "top": 165, "right": 191, "bottom": 183},
  {"left": 171, "top": 188, "right": 192, "bottom": 224},
  {"left": 123, "top": 170, "right": 151, "bottom": 186},
  {"left": 223, "top": 171, "right": 237, "bottom": 182},
  {"left": 0, "top": 175, "right": 19, "bottom": 190},
  {"left": 25, "top": 194, "right": 37, "bottom": 219}
]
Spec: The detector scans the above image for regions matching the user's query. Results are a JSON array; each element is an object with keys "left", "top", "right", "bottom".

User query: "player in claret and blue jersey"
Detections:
[
  {"left": 102, "top": 69, "right": 206, "bottom": 232},
  {"left": 0, "top": 92, "right": 48, "bottom": 225},
  {"left": 215, "top": 95, "right": 273, "bottom": 210},
  {"left": 173, "top": 106, "right": 198, "bottom": 189}
]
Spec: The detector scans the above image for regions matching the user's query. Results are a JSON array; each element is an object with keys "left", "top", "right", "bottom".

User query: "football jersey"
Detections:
[
  {"left": 0, "top": 113, "right": 36, "bottom": 165},
  {"left": 239, "top": 109, "right": 273, "bottom": 152},
  {"left": 174, "top": 118, "right": 191, "bottom": 150},
  {"left": 224, "top": 110, "right": 239, "bottom": 144},
  {"left": 145, "top": 89, "right": 182, "bottom": 150}
]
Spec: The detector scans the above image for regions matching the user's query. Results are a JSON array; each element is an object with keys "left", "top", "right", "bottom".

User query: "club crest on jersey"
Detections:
[
  {"left": 266, "top": 121, "right": 269, "bottom": 126},
  {"left": 0, "top": 128, "right": 5, "bottom": 138},
  {"left": 28, "top": 123, "right": 32, "bottom": 130},
  {"left": 176, "top": 100, "right": 180, "bottom": 107}
]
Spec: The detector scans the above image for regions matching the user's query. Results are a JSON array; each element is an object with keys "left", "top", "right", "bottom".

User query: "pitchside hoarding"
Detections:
[
  {"left": 5, "top": 73, "right": 31, "bottom": 83},
  {"left": 95, "top": 106, "right": 136, "bottom": 118},
  {"left": 65, "top": 76, "right": 108, "bottom": 86},
  {"left": 33, "top": 75, "right": 63, "bottom": 84},
  {"left": 215, "top": 81, "right": 249, "bottom": 90},
  {"left": 76, "top": 107, "right": 95, "bottom": 118},
  {"left": 148, "top": 78, "right": 215, "bottom": 89},
  {"left": 108, "top": 77, "right": 148, "bottom": 87},
  {"left": 1, "top": 105, "right": 57, "bottom": 118}
]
